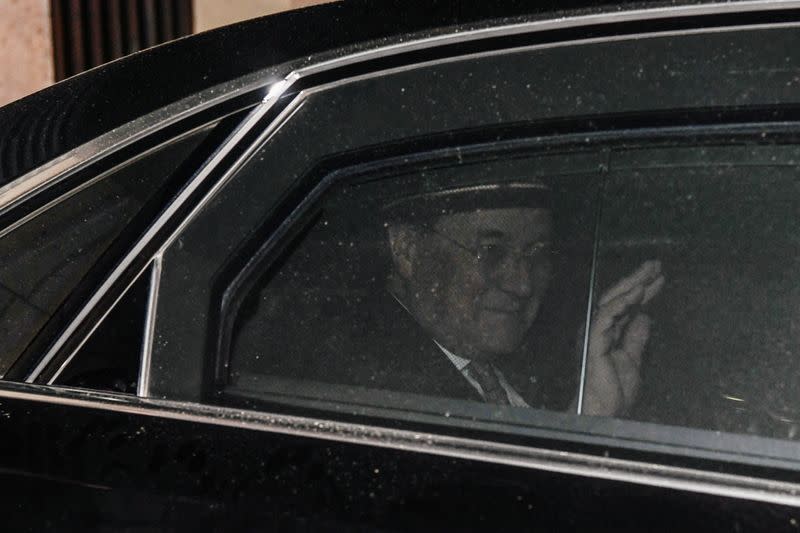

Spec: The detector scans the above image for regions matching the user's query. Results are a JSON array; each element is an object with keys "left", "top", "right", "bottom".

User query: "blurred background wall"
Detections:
[
  {"left": 0, "top": 0, "right": 55, "bottom": 108},
  {"left": 0, "top": 0, "right": 333, "bottom": 107},
  {"left": 194, "top": 0, "right": 325, "bottom": 32}
]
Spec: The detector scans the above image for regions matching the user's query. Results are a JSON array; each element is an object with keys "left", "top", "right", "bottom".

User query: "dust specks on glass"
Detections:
[
  {"left": 230, "top": 154, "right": 599, "bottom": 413},
  {"left": 226, "top": 142, "right": 800, "bottom": 446},
  {"left": 0, "top": 129, "right": 210, "bottom": 379},
  {"left": 596, "top": 144, "right": 800, "bottom": 440}
]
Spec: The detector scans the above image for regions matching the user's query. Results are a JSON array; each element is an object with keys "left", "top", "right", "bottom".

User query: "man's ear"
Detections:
[{"left": 387, "top": 223, "right": 419, "bottom": 280}]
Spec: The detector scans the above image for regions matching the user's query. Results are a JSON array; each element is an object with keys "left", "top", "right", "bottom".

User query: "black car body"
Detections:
[{"left": 2, "top": 1, "right": 800, "bottom": 530}]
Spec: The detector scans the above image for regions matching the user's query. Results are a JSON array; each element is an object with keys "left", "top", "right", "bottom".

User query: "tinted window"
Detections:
[
  {"left": 594, "top": 144, "right": 800, "bottom": 439},
  {"left": 226, "top": 153, "right": 601, "bottom": 412},
  {"left": 0, "top": 128, "right": 210, "bottom": 377},
  {"left": 54, "top": 266, "right": 151, "bottom": 393},
  {"left": 216, "top": 136, "right": 800, "bottom": 466}
]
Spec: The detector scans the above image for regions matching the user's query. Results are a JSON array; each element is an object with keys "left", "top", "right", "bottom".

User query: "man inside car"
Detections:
[
  {"left": 236, "top": 173, "right": 664, "bottom": 417},
  {"left": 378, "top": 178, "right": 664, "bottom": 415}
]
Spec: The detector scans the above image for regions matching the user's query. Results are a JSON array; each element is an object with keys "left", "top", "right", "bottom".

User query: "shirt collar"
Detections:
[
  {"left": 390, "top": 290, "right": 473, "bottom": 372},
  {"left": 434, "top": 340, "right": 471, "bottom": 371}
]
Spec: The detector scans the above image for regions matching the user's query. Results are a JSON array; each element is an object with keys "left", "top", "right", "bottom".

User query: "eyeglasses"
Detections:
[{"left": 425, "top": 227, "right": 555, "bottom": 272}]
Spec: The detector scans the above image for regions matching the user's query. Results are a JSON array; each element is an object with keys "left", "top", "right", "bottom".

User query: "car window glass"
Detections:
[
  {"left": 0, "top": 127, "right": 211, "bottom": 377},
  {"left": 225, "top": 152, "right": 601, "bottom": 412},
  {"left": 216, "top": 138, "right": 800, "bottom": 470},
  {"left": 592, "top": 144, "right": 800, "bottom": 440},
  {"left": 53, "top": 265, "right": 150, "bottom": 393}
]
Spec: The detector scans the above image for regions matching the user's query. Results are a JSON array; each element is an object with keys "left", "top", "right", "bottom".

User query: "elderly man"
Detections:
[{"left": 377, "top": 178, "right": 664, "bottom": 415}]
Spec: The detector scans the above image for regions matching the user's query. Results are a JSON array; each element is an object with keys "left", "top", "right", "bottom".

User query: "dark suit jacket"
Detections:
[{"left": 243, "top": 292, "right": 576, "bottom": 410}]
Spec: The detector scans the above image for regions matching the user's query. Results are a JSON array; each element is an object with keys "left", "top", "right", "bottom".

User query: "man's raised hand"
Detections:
[{"left": 581, "top": 260, "right": 665, "bottom": 416}]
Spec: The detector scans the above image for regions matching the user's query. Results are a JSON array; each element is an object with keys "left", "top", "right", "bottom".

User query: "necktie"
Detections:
[{"left": 465, "top": 361, "right": 510, "bottom": 405}]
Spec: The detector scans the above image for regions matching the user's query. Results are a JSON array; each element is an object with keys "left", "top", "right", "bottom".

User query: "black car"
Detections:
[{"left": 2, "top": 1, "right": 800, "bottom": 530}]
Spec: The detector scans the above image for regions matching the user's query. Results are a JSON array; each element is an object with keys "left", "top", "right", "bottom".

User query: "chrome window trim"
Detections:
[
  {"left": 159, "top": 77, "right": 303, "bottom": 253},
  {"left": 0, "top": 121, "right": 219, "bottom": 241},
  {"left": 295, "top": 21, "right": 800, "bottom": 99},
  {"left": 0, "top": 70, "right": 275, "bottom": 222},
  {"left": 26, "top": 85, "right": 293, "bottom": 382},
  {"left": 15, "top": 1, "right": 800, "bottom": 500},
  {"left": 296, "top": 0, "right": 800, "bottom": 78},
  {"left": 136, "top": 256, "right": 162, "bottom": 396},
  {"left": 2, "top": 380, "right": 800, "bottom": 506}
]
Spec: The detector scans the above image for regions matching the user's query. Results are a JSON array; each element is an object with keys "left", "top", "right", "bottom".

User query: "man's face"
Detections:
[{"left": 395, "top": 207, "right": 553, "bottom": 361}]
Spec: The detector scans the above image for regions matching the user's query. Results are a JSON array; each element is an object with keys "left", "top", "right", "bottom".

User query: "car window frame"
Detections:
[
  {"left": 0, "top": 90, "right": 265, "bottom": 382},
  {"left": 207, "top": 120, "right": 800, "bottom": 456}
]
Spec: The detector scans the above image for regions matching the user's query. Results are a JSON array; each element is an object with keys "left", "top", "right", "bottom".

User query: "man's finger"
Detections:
[
  {"left": 597, "top": 260, "right": 662, "bottom": 306},
  {"left": 591, "top": 283, "right": 645, "bottom": 336},
  {"left": 609, "top": 314, "right": 650, "bottom": 412},
  {"left": 611, "top": 314, "right": 630, "bottom": 343},
  {"left": 620, "top": 313, "right": 652, "bottom": 368},
  {"left": 641, "top": 273, "right": 665, "bottom": 305},
  {"left": 588, "top": 292, "right": 640, "bottom": 361},
  {"left": 610, "top": 348, "right": 641, "bottom": 411}
]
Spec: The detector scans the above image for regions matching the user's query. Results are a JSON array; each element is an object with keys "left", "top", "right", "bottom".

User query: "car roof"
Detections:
[{"left": 0, "top": 0, "right": 639, "bottom": 184}]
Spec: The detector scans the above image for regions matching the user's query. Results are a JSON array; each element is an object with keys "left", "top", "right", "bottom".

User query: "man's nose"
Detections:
[{"left": 494, "top": 252, "right": 535, "bottom": 297}]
